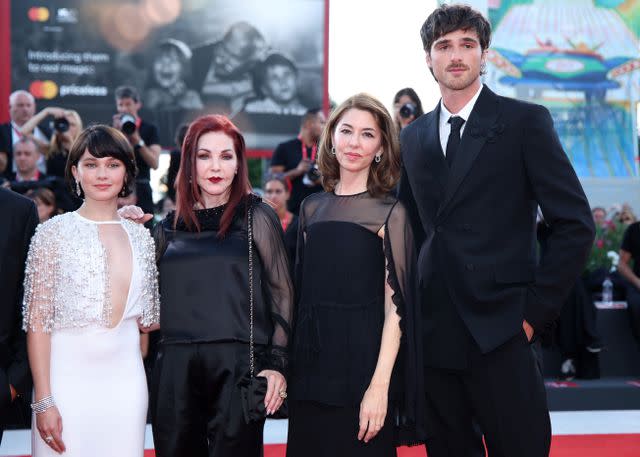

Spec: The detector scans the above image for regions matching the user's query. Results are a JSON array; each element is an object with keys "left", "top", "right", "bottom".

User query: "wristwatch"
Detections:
[{"left": 137, "top": 139, "right": 145, "bottom": 148}]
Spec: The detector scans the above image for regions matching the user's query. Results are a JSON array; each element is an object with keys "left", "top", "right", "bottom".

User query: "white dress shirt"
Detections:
[{"left": 438, "top": 84, "right": 484, "bottom": 156}]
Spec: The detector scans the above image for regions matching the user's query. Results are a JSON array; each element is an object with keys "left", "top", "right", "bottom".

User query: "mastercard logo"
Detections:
[
  {"left": 28, "top": 7, "right": 50, "bottom": 22},
  {"left": 30, "top": 81, "right": 58, "bottom": 99}
]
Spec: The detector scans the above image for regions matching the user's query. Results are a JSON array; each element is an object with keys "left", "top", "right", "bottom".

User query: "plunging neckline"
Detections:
[{"left": 73, "top": 212, "right": 135, "bottom": 329}]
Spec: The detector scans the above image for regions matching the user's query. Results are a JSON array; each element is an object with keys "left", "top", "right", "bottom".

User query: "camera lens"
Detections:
[
  {"left": 53, "top": 117, "right": 70, "bottom": 133},
  {"left": 399, "top": 103, "right": 416, "bottom": 119},
  {"left": 306, "top": 163, "right": 321, "bottom": 182},
  {"left": 120, "top": 114, "right": 137, "bottom": 135}
]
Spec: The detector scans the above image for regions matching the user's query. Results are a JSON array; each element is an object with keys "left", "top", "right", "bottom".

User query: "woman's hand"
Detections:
[
  {"left": 358, "top": 382, "right": 388, "bottom": 443},
  {"left": 36, "top": 407, "right": 66, "bottom": 454},
  {"left": 257, "top": 369, "right": 287, "bottom": 415},
  {"left": 118, "top": 205, "right": 153, "bottom": 224}
]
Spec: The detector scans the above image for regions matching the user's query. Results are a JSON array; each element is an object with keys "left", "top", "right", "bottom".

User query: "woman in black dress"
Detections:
[
  {"left": 149, "top": 114, "right": 293, "bottom": 457},
  {"left": 287, "top": 94, "right": 424, "bottom": 456}
]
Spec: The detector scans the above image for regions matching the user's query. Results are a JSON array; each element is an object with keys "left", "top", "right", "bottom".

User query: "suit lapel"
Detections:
[
  {"left": 436, "top": 86, "right": 501, "bottom": 219},
  {"left": 416, "top": 104, "right": 449, "bottom": 191}
]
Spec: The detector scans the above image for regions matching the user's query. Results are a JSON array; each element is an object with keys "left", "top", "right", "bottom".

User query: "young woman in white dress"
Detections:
[{"left": 22, "top": 125, "right": 160, "bottom": 456}]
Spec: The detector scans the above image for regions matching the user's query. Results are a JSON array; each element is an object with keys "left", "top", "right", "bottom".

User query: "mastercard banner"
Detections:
[{"left": 11, "top": 0, "right": 327, "bottom": 148}]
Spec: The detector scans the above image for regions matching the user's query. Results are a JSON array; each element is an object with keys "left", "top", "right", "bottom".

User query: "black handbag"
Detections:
[{"left": 238, "top": 206, "right": 288, "bottom": 423}]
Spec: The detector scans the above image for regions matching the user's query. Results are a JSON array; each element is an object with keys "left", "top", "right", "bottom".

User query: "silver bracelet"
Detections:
[{"left": 31, "top": 395, "right": 55, "bottom": 414}]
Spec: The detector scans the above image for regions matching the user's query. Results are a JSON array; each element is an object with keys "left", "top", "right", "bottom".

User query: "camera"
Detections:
[
  {"left": 399, "top": 103, "right": 417, "bottom": 119},
  {"left": 52, "top": 117, "right": 69, "bottom": 133},
  {"left": 303, "top": 161, "right": 321, "bottom": 186},
  {"left": 119, "top": 114, "right": 137, "bottom": 135}
]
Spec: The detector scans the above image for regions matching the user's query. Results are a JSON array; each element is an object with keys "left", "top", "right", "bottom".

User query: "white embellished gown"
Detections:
[{"left": 22, "top": 212, "right": 160, "bottom": 457}]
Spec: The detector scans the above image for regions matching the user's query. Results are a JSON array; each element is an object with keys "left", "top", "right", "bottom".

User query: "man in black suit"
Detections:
[
  {"left": 398, "top": 5, "right": 595, "bottom": 456},
  {"left": 0, "top": 188, "right": 38, "bottom": 443},
  {"left": 0, "top": 90, "right": 51, "bottom": 179}
]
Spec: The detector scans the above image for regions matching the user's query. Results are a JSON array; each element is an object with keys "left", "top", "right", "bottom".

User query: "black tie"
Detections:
[{"left": 446, "top": 116, "right": 465, "bottom": 168}]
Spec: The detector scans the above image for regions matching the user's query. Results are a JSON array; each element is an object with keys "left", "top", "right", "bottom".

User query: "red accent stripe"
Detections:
[{"left": 0, "top": 0, "right": 11, "bottom": 123}]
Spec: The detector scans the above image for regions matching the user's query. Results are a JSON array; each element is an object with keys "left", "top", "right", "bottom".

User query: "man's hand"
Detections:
[
  {"left": 10, "top": 384, "right": 17, "bottom": 402},
  {"left": 294, "top": 159, "right": 312, "bottom": 177},
  {"left": 523, "top": 320, "right": 534, "bottom": 342}
]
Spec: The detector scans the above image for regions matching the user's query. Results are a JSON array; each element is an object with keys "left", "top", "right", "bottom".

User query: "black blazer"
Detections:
[
  {"left": 0, "top": 123, "right": 12, "bottom": 179},
  {"left": 398, "top": 86, "right": 595, "bottom": 353},
  {"left": 0, "top": 122, "right": 52, "bottom": 179},
  {"left": 0, "top": 189, "right": 38, "bottom": 427}
]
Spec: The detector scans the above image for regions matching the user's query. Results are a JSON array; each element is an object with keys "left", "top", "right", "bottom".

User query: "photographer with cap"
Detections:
[
  {"left": 269, "top": 108, "right": 325, "bottom": 215},
  {"left": 392, "top": 88, "right": 424, "bottom": 133},
  {"left": 112, "top": 85, "right": 161, "bottom": 216}
]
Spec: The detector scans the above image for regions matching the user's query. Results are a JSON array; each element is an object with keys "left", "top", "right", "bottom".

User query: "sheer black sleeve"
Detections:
[
  {"left": 384, "top": 201, "right": 426, "bottom": 445},
  {"left": 252, "top": 201, "right": 295, "bottom": 375}
]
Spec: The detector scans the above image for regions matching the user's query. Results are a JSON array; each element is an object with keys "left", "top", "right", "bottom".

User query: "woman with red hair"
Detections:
[{"left": 147, "top": 114, "right": 293, "bottom": 456}]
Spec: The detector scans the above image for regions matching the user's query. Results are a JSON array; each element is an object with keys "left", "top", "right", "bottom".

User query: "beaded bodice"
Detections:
[{"left": 22, "top": 212, "right": 160, "bottom": 333}]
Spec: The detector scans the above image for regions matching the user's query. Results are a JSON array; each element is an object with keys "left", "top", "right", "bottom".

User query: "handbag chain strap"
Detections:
[{"left": 247, "top": 206, "right": 255, "bottom": 378}]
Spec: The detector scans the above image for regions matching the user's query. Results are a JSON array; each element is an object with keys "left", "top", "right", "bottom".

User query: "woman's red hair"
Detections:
[{"left": 174, "top": 114, "right": 251, "bottom": 237}]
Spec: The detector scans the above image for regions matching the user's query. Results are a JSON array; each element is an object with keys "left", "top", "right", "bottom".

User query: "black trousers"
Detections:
[
  {"left": 150, "top": 342, "right": 264, "bottom": 457},
  {"left": 287, "top": 400, "right": 395, "bottom": 457},
  {"left": 625, "top": 284, "right": 640, "bottom": 346},
  {"left": 424, "top": 330, "right": 551, "bottom": 457}
]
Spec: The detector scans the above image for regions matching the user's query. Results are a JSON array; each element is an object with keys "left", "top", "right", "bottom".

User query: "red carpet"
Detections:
[{"left": 137, "top": 434, "right": 640, "bottom": 457}]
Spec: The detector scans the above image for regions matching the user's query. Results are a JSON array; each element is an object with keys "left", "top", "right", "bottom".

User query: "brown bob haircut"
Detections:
[
  {"left": 65, "top": 125, "right": 137, "bottom": 199},
  {"left": 317, "top": 93, "right": 400, "bottom": 197}
]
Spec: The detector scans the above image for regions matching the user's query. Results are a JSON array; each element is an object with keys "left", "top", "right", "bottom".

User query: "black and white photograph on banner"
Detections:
[{"left": 10, "top": 0, "right": 326, "bottom": 148}]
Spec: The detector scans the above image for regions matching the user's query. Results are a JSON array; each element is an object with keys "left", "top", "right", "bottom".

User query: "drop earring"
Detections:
[
  {"left": 331, "top": 146, "right": 336, "bottom": 155},
  {"left": 75, "top": 180, "right": 82, "bottom": 197},
  {"left": 374, "top": 154, "right": 381, "bottom": 163}
]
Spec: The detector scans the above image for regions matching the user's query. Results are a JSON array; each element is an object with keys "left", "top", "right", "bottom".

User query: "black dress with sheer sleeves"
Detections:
[
  {"left": 150, "top": 194, "right": 294, "bottom": 457},
  {"left": 287, "top": 191, "right": 424, "bottom": 456}
]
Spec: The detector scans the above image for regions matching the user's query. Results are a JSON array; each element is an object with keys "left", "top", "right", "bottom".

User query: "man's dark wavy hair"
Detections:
[{"left": 420, "top": 4, "right": 492, "bottom": 53}]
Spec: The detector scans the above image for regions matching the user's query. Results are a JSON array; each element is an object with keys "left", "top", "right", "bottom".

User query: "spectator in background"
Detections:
[
  {"left": 145, "top": 39, "right": 203, "bottom": 111},
  {"left": 392, "top": 88, "right": 424, "bottom": 133},
  {"left": 166, "top": 123, "right": 189, "bottom": 203},
  {"left": 264, "top": 173, "right": 298, "bottom": 267},
  {"left": 26, "top": 187, "right": 60, "bottom": 223},
  {"left": 113, "top": 86, "right": 161, "bottom": 217},
  {"left": 244, "top": 52, "right": 306, "bottom": 116},
  {"left": 0, "top": 189, "right": 38, "bottom": 445},
  {"left": 592, "top": 206, "right": 607, "bottom": 228},
  {"left": 0, "top": 152, "right": 7, "bottom": 177},
  {"left": 617, "top": 220, "right": 640, "bottom": 349},
  {"left": 270, "top": 108, "right": 326, "bottom": 214},
  {"left": 618, "top": 205, "right": 636, "bottom": 226},
  {"left": 0, "top": 90, "right": 51, "bottom": 177},
  {"left": 192, "top": 21, "right": 268, "bottom": 114},
  {"left": 8, "top": 137, "right": 47, "bottom": 186}
]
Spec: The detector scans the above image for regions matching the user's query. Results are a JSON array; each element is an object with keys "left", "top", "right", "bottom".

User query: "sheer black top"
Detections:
[
  {"left": 291, "top": 191, "right": 424, "bottom": 444},
  {"left": 153, "top": 195, "right": 294, "bottom": 374}
]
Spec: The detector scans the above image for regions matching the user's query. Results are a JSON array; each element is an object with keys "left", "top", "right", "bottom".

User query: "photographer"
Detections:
[
  {"left": 392, "top": 88, "right": 424, "bottom": 132},
  {"left": 112, "top": 85, "right": 161, "bottom": 216},
  {"left": 18, "top": 107, "right": 82, "bottom": 177},
  {"left": 270, "top": 108, "right": 325, "bottom": 214}
]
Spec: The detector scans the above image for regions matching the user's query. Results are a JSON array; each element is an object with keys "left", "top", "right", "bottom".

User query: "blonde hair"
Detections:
[
  {"left": 317, "top": 93, "right": 400, "bottom": 196},
  {"left": 48, "top": 110, "right": 83, "bottom": 158}
]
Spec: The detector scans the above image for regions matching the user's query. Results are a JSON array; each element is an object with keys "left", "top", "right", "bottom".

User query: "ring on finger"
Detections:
[
  {"left": 45, "top": 436, "right": 54, "bottom": 443},
  {"left": 279, "top": 390, "right": 287, "bottom": 399}
]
